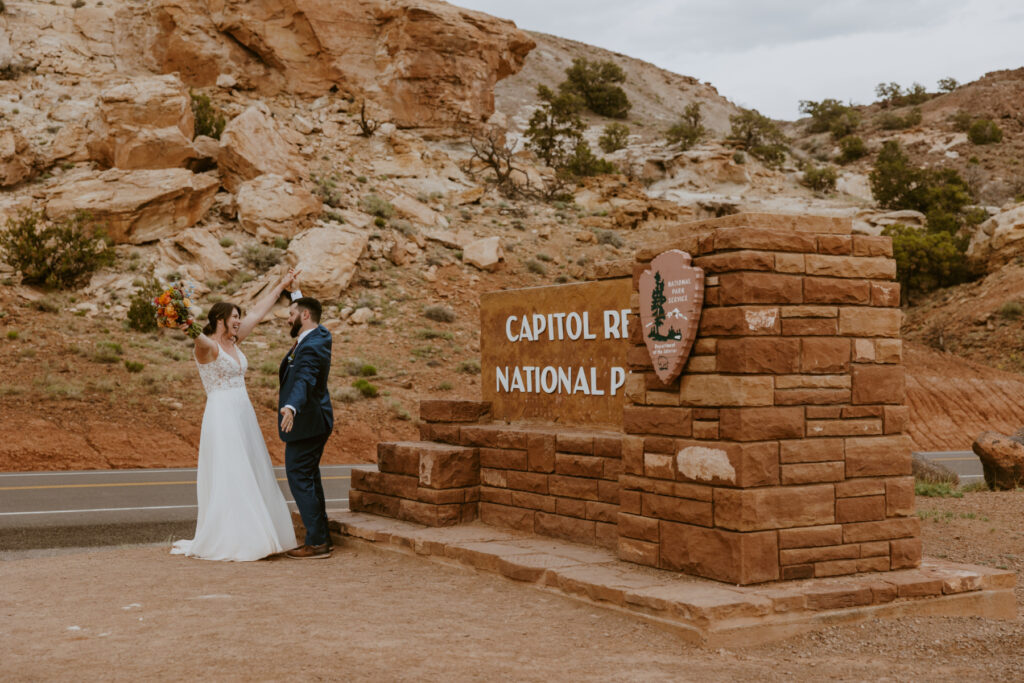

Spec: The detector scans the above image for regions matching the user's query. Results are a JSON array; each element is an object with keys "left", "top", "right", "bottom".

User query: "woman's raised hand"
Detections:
[{"left": 281, "top": 267, "right": 302, "bottom": 291}]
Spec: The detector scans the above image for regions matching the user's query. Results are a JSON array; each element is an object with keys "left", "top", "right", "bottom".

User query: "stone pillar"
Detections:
[{"left": 619, "top": 214, "right": 920, "bottom": 584}]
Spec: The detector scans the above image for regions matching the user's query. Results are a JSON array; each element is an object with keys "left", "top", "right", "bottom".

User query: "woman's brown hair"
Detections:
[{"left": 203, "top": 302, "right": 242, "bottom": 337}]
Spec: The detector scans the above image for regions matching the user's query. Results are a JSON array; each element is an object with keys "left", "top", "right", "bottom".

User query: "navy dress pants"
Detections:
[{"left": 285, "top": 432, "right": 330, "bottom": 547}]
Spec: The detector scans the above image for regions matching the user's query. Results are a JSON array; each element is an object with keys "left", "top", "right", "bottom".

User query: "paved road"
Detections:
[
  {"left": 915, "top": 451, "right": 984, "bottom": 485},
  {"left": 0, "top": 465, "right": 370, "bottom": 551}
]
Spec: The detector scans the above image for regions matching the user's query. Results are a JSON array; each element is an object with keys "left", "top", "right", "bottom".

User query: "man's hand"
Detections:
[{"left": 280, "top": 406, "right": 295, "bottom": 433}]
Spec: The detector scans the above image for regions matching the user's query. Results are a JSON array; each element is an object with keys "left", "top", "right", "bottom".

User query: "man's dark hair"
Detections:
[{"left": 294, "top": 296, "right": 322, "bottom": 323}]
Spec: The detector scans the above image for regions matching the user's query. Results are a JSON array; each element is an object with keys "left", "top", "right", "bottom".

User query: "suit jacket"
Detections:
[{"left": 278, "top": 325, "right": 334, "bottom": 443}]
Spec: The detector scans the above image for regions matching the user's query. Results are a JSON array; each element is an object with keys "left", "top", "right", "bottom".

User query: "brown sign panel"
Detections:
[
  {"left": 638, "top": 250, "right": 704, "bottom": 384},
  {"left": 481, "top": 279, "right": 632, "bottom": 427}
]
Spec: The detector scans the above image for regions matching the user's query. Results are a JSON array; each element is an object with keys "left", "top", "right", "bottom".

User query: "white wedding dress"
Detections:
[{"left": 171, "top": 343, "right": 296, "bottom": 561}]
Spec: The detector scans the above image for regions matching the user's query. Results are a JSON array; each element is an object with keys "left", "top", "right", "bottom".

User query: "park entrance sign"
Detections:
[
  {"left": 638, "top": 250, "right": 704, "bottom": 384},
  {"left": 480, "top": 279, "right": 631, "bottom": 426}
]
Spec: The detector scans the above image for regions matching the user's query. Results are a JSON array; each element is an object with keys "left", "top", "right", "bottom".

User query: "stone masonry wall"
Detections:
[
  {"left": 617, "top": 214, "right": 919, "bottom": 584},
  {"left": 351, "top": 213, "right": 921, "bottom": 586}
]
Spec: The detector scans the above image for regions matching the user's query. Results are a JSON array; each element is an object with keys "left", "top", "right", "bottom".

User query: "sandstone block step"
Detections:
[{"left": 330, "top": 511, "right": 1015, "bottom": 648}]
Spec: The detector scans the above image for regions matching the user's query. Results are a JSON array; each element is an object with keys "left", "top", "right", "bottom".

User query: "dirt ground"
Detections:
[{"left": 2, "top": 490, "right": 1023, "bottom": 681}]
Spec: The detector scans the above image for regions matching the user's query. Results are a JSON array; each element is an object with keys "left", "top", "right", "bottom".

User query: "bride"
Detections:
[{"left": 171, "top": 269, "right": 300, "bottom": 561}]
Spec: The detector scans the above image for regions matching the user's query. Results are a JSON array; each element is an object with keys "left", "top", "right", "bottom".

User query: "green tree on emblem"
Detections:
[{"left": 649, "top": 271, "right": 667, "bottom": 339}]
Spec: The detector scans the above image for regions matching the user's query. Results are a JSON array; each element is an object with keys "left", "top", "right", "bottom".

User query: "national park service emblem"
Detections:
[{"left": 638, "top": 250, "right": 705, "bottom": 384}]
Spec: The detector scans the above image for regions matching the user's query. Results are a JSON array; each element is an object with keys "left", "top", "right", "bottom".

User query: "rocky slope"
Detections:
[{"left": 0, "top": 0, "right": 1023, "bottom": 469}]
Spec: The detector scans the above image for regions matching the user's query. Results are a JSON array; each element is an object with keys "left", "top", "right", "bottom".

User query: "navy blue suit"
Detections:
[{"left": 279, "top": 325, "right": 334, "bottom": 546}]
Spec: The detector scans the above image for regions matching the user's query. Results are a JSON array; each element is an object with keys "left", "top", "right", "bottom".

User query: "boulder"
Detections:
[
  {"left": 235, "top": 174, "right": 321, "bottom": 241},
  {"left": 972, "top": 431, "right": 1024, "bottom": 490},
  {"left": 463, "top": 236, "right": 503, "bottom": 271},
  {"left": 0, "top": 129, "right": 36, "bottom": 187},
  {"left": 853, "top": 209, "right": 927, "bottom": 236},
  {"left": 156, "top": 227, "right": 236, "bottom": 282},
  {"left": 349, "top": 307, "right": 375, "bottom": 324},
  {"left": 45, "top": 168, "right": 219, "bottom": 244},
  {"left": 218, "top": 105, "right": 305, "bottom": 193},
  {"left": 284, "top": 223, "right": 368, "bottom": 301},
  {"left": 967, "top": 204, "right": 1024, "bottom": 272},
  {"left": 129, "top": 0, "right": 534, "bottom": 128},
  {"left": 390, "top": 193, "right": 444, "bottom": 227},
  {"left": 87, "top": 74, "right": 197, "bottom": 170}
]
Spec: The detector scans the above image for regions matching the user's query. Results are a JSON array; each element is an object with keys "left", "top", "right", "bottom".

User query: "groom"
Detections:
[{"left": 279, "top": 290, "right": 334, "bottom": 559}]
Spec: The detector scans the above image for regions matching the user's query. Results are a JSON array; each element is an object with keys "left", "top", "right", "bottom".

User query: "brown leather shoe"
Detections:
[{"left": 285, "top": 543, "right": 331, "bottom": 559}]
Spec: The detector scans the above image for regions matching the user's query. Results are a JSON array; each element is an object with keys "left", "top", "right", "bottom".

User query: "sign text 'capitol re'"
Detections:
[{"left": 496, "top": 308, "right": 630, "bottom": 397}]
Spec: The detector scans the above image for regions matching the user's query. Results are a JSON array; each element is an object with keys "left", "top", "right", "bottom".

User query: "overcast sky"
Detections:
[{"left": 454, "top": 0, "right": 1024, "bottom": 120}]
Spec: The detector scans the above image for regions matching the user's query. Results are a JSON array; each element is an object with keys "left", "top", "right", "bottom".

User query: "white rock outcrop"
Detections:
[
  {"left": 284, "top": 223, "right": 368, "bottom": 300},
  {"left": 235, "top": 174, "right": 321, "bottom": 241},
  {"left": 45, "top": 168, "right": 219, "bottom": 244},
  {"left": 87, "top": 74, "right": 197, "bottom": 170},
  {"left": 218, "top": 105, "right": 305, "bottom": 193}
]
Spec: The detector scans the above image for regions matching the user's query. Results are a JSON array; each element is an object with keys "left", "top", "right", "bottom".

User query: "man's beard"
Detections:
[{"left": 290, "top": 319, "right": 302, "bottom": 338}]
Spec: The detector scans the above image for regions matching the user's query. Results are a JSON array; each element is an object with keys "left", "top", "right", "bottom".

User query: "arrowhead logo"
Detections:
[{"left": 638, "top": 250, "right": 705, "bottom": 384}]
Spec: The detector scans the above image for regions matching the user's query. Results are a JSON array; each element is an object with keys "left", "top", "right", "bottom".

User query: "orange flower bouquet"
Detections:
[{"left": 154, "top": 282, "right": 202, "bottom": 339}]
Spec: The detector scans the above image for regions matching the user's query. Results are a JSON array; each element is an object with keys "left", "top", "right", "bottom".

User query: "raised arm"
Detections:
[{"left": 236, "top": 268, "right": 300, "bottom": 342}]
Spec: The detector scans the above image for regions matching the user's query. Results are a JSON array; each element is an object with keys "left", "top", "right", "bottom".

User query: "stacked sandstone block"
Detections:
[
  {"left": 349, "top": 439, "right": 480, "bottom": 526},
  {"left": 418, "top": 402, "right": 625, "bottom": 547},
  {"left": 618, "top": 214, "right": 919, "bottom": 584}
]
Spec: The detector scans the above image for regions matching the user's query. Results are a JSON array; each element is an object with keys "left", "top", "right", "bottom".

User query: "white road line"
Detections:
[
  {"left": 0, "top": 465, "right": 362, "bottom": 478},
  {"left": 0, "top": 499, "right": 350, "bottom": 517}
]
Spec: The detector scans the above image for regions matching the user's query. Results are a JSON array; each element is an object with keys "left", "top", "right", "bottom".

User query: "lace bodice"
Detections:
[{"left": 195, "top": 343, "right": 248, "bottom": 394}]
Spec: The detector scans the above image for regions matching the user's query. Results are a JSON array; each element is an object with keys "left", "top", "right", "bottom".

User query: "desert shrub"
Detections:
[
  {"left": 124, "top": 360, "right": 145, "bottom": 373},
  {"left": 359, "top": 194, "right": 394, "bottom": 219},
  {"left": 126, "top": 278, "right": 163, "bottom": 332},
  {"left": 882, "top": 224, "right": 973, "bottom": 297},
  {"left": 912, "top": 453, "right": 959, "bottom": 485},
  {"left": 310, "top": 170, "right": 344, "bottom": 208},
  {"left": 524, "top": 259, "right": 547, "bottom": 275},
  {"left": 525, "top": 85, "right": 585, "bottom": 167},
  {"left": 876, "top": 81, "right": 930, "bottom": 107},
  {"left": 332, "top": 386, "right": 362, "bottom": 403},
  {"left": 559, "top": 57, "right": 630, "bottom": 119},
  {"left": 837, "top": 135, "right": 868, "bottom": 163},
  {"left": 802, "top": 164, "right": 838, "bottom": 192},
  {"left": 0, "top": 209, "right": 114, "bottom": 289},
  {"left": 998, "top": 301, "right": 1023, "bottom": 319},
  {"left": 6, "top": 330, "right": 17, "bottom": 340},
  {"left": 665, "top": 102, "right": 705, "bottom": 150},
  {"left": 423, "top": 305, "right": 456, "bottom": 323},
  {"left": 562, "top": 141, "right": 616, "bottom": 177},
  {"left": 878, "top": 107, "right": 922, "bottom": 130},
  {"left": 436, "top": 381, "right": 453, "bottom": 391},
  {"left": 799, "top": 98, "right": 860, "bottom": 138},
  {"left": 968, "top": 118, "right": 1003, "bottom": 145},
  {"left": 272, "top": 236, "right": 289, "bottom": 250},
  {"left": 951, "top": 110, "right": 972, "bottom": 132},
  {"left": 915, "top": 480, "right": 962, "bottom": 498},
  {"left": 189, "top": 91, "right": 226, "bottom": 140},
  {"left": 358, "top": 363, "right": 377, "bottom": 376},
  {"left": 458, "top": 359, "right": 481, "bottom": 374},
  {"left": 219, "top": 236, "right": 234, "bottom": 248},
  {"left": 351, "top": 378, "right": 378, "bottom": 398},
  {"left": 598, "top": 122, "right": 629, "bottom": 153},
  {"left": 732, "top": 151, "right": 745, "bottom": 164},
  {"left": 417, "top": 328, "right": 453, "bottom": 340},
  {"left": 937, "top": 77, "right": 959, "bottom": 93},
  {"left": 33, "top": 298, "right": 60, "bottom": 313},
  {"left": 727, "top": 109, "right": 788, "bottom": 167},
  {"left": 241, "top": 243, "right": 283, "bottom": 270},
  {"left": 591, "top": 228, "right": 624, "bottom": 247},
  {"left": 93, "top": 340, "right": 123, "bottom": 363},
  {"left": 869, "top": 141, "right": 972, "bottom": 232}
]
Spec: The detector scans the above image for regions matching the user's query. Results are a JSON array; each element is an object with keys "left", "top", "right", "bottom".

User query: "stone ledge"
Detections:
[{"left": 328, "top": 510, "right": 1016, "bottom": 648}]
